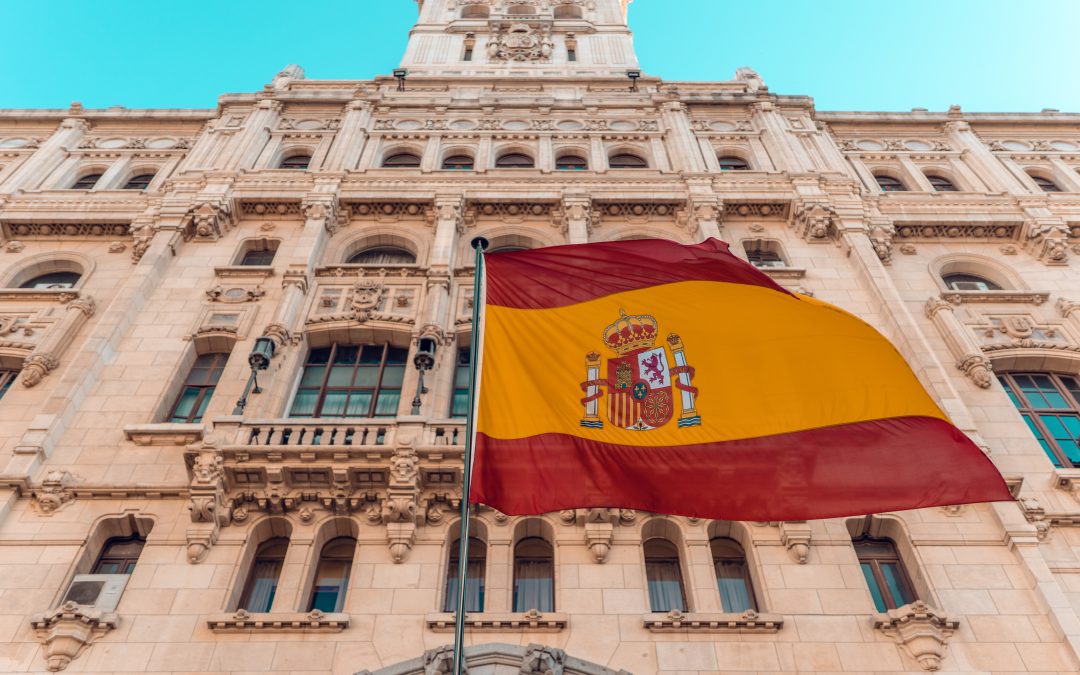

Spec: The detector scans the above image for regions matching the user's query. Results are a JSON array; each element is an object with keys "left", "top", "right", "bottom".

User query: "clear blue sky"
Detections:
[{"left": 1, "top": 0, "right": 1077, "bottom": 113}]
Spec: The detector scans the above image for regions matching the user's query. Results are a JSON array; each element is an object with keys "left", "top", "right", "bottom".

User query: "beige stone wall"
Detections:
[{"left": 2, "top": 4, "right": 1080, "bottom": 674}]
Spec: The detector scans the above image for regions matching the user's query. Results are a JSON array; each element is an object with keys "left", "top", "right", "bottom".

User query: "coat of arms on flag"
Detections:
[{"left": 580, "top": 310, "right": 700, "bottom": 430}]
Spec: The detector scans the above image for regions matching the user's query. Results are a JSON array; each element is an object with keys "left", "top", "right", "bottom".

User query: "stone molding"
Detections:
[
  {"left": 357, "top": 642, "right": 630, "bottom": 675},
  {"left": 206, "top": 609, "right": 349, "bottom": 632},
  {"left": 425, "top": 610, "right": 569, "bottom": 632},
  {"left": 872, "top": 601, "right": 958, "bottom": 671},
  {"left": 122, "top": 423, "right": 204, "bottom": 446},
  {"left": 30, "top": 602, "right": 119, "bottom": 672},
  {"left": 643, "top": 609, "right": 784, "bottom": 632}
]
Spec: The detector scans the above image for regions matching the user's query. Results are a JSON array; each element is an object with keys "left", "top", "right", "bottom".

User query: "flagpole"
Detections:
[{"left": 452, "top": 236, "right": 488, "bottom": 675}]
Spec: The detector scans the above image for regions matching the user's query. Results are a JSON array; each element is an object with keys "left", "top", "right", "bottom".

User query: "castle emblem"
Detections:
[{"left": 580, "top": 310, "right": 700, "bottom": 431}]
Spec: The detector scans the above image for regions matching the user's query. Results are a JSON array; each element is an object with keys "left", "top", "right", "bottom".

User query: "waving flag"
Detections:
[{"left": 469, "top": 238, "right": 1012, "bottom": 521}]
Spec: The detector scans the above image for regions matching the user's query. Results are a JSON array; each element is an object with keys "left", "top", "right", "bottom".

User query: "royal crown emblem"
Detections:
[{"left": 580, "top": 310, "right": 700, "bottom": 431}]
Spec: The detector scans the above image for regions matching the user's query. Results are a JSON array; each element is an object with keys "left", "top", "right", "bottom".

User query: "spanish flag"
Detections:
[{"left": 471, "top": 238, "right": 1012, "bottom": 521}]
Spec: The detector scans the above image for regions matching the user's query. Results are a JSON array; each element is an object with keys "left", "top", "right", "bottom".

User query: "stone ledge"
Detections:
[
  {"left": 122, "top": 423, "right": 204, "bottom": 446},
  {"left": 940, "top": 290, "right": 1049, "bottom": 305},
  {"left": 206, "top": 609, "right": 349, "bottom": 632},
  {"left": 426, "top": 610, "right": 568, "bottom": 632},
  {"left": 213, "top": 265, "right": 276, "bottom": 279},
  {"left": 761, "top": 266, "right": 806, "bottom": 279},
  {"left": 643, "top": 609, "right": 784, "bottom": 632}
]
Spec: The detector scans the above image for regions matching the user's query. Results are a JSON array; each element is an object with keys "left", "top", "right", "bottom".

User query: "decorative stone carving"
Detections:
[
  {"left": 6, "top": 240, "right": 25, "bottom": 253},
  {"left": 487, "top": 22, "right": 554, "bottom": 62},
  {"left": 873, "top": 601, "right": 958, "bottom": 671},
  {"left": 868, "top": 219, "right": 895, "bottom": 264},
  {"left": 380, "top": 447, "right": 421, "bottom": 563},
  {"left": 583, "top": 508, "right": 619, "bottom": 563},
  {"left": 422, "top": 645, "right": 456, "bottom": 675},
  {"left": 791, "top": 199, "right": 837, "bottom": 242},
  {"left": 302, "top": 196, "right": 341, "bottom": 236},
  {"left": 553, "top": 196, "right": 593, "bottom": 238},
  {"left": 644, "top": 608, "right": 783, "bottom": 632},
  {"left": 352, "top": 280, "right": 387, "bottom": 322},
  {"left": 33, "top": 470, "right": 75, "bottom": 514},
  {"left": 185, "top": 442, "right": 231, "bottom": 563},
  {"left": 900, "top": 243, "right": 917, "bottom": 255},
  {"left": 924, "top": 297, "right": 993, "bottom": 388},
  {"left": 1025, "top": 218, "right": 1070, "bottom": 265},
  {"left": 205, "top": 285, "right": 265, "bottom": 303},
  {"left": 679, "top": 197, "right": 722, "bottom": 238},
  {"left": 780, "top": 521, "right": 812, "bottom": 563},
  {"left": 21, "top": 353, "right": 59, "bottom": 387},
  {"left": 30, "top": 602, "right": 119, "bottom": 672},
  {"left": 522, "top": 644, "right": 567, "bottom": 675},
  {"left": 185, "top": 199, "right": 235, "bottom": 242}
]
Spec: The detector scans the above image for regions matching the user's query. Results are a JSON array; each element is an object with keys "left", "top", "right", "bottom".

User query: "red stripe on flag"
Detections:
[
  {"left": 485, "top": 238, "right": 790, "bottom": 309},
  {"left": 470, "top": 416, "right": 1013, "bottom": 521}
]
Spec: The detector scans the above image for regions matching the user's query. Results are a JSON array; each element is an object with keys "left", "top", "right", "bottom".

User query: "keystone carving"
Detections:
[
  {"left": 185, "top": 443, "right": 231, "bottom": 563},
  {"left": 780, "top": 521, "right": 812, "bottom": 564},
  {"left": 791, "top": 200, "right": 837, "bottom": 242},
  {"left": 302, "top": 197, "right": 341, "bottom": 236},
  {"left": 868, "top": 219, "right": 896, "bottom": 264},
  {"left": 381, "top": 447, "right": 420, "bottom": 563},
  {"left": 521, "top": 644, "right": 567, "bottom": 675},
  {"left": 352, "top": 280, "right": 387, "bottom": 322},
  {"left": 583, "top": 508, "right": 619, "bottom": 563},
  {"left": 553, "top": 197, "right": 593, "bottom": 237},
  {"left": 680, "top": 198, "right": 722, "bottom": 238},
  {"left": 185, "top": 199, "right": 235, "bottom": 242},
  {"left": 873, "top": 601, "right": 958, "bottom": 671},
  {"left": 30, "top": 602, "right": 119, "bottom": 672},
  {"left": 34, "top": 470, "right": 75, "bottom": 514},
  {"left": 1025, "top": 219, "right": 1070, "bottom": 265}
]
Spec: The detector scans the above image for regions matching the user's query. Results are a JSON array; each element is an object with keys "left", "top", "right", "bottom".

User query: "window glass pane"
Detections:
[
  {"left": 334, "top": 345, "right": 360, "bottom": 365},
  {"left": 290, "top": 390, "right": 318, "bottom": 417},
  {"left": 374, "top": 391, "right": 400, "bottom": 416},
  {"left": 301, "top": 365, "right": 327, "bottom": 387},
  {"left": 451, "top": 391, "right": 470, "bottom": 418},
  {"left": 327, "top": 365, "right": 354, "bottom": 387},
  {"left": 881, "top": 562, "right": 914, "bottom": 607},
  {"left": 715, "top": 560, "right": 755, "bottom": 612},
  {"left": 95, "top": 562, "right": 122, "bottom": 574},
  {"left": 345, "top": 392, "right": 373, "bottom": 417},
  {"left": 308, "top": 348, "right": 332, "bottom": 365},
  {"left": 1000, "top": 378, "right": 1020, "bottom": 407},
  {"left": 169, "top": 387, "right": 200, "bottom": 422},
  {"left": 1022, "top": 414, "right": 1060, "bottom": 467},
  {"left": 861, "top": 563, "right": 887, "bottom": 612},
  {"left": 380, "top": 365, "right": 406, "bottom": 387},
  {"left": 360, "top": 345, "right": 385, "bottom": 364},
  {"left": 444, "top": 539, "right": 485, "bottom": 612},
  {"left": 513, "top": 560, "right": 554, "bottom": 612},
  {"left": 354, "top": 365, "right": 380, "bottom": 387},
  {"left": 646, "top": 560, "right": 686, "bottom": 612},
  {"left": 321, "top": 392, "right": 348, "bottom": 417},
  {"left": 192, "top": 388, "right": 214, "bottom": 423},
  {"left": 241, "top": 560, "right": 282, "bottom": 612},
  {"left": 386, "top": 347, "right": 409, "bottom": 364},
  {"left": 310, "top": 559, "right": 350, "bottom": 612}
]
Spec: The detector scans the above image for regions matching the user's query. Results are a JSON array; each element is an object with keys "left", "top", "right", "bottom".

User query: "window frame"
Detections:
[
  {"left": 382, "top": 152, "right": 422, "bottom": 169},
  {"left": 512, "top": 536, "right": 555, "bottom": 612},
  {"left": 279, "top": 154, "right": 312, "bottom": 170},
  {"left": 345, "top": 246, "right": 417, "bottom": 266},
  {"left": 451, "top": 346, "right": 471, "bottom": 418},
  {"left": 290, "top": 343, "right": 408, "bottom": 419},
  {"left": 307, "top": 537, "right": 356, "bottom": 613},
  {"left": 875, "top": 175, "right": 907, "bottom": 192},
  {"left": 238, "top": 537, "right": 289, "bottom": 613},
  {"left": 91, "top": 535, "right": 146, "bottom": 575},
  {"left": 643, "top": 537, "right": 688, "bottom": 612},
  {"left": 442, "top": 155, "right": 475, "bottom": 171},
  {"left": 122, "top": 173, "right": 156, "bottom": 190},
  {"left": 926, "top": 175, "right": 958, "bottom": 192},
  {"left": 71, "top": 173, "right": 104, "bottom": 190},
  {"left": 555, "top": 155, "right": 588, "bottom": 171},
  {"left": 608, "top": 153, "right": 648, "bottom": 169},
  {"left": 999, "top": 371, "right": 1080, "bottom": 468},
  {"left": 0, "top": 368, "right": 16, "bottom": 400},
  {"left": 718, "top": 156, "right": 751, "bottom": 171},
  {"left": 495, "top": 153, "right": 535, "bottom": 169},
  {"left": 853, "top": 535, "right": 916, "bottom": 612},
  {"left": 710, "top": 537, "right": 757, "bottom": 612},
  {"left": 444, "top": 536, "right": 486, "bottom": 612},
  {"left": 167, "top": 352, "right": 230, "bottom": 423},
  {"left": 1032, "top": 175, "right": 1062, "bottom": 193},
  {"left": 19, "top": 271, "right": 81, "bottom": 289},
  {"left": 941, "top": 272, "right": 1001, "bottom": 292}
]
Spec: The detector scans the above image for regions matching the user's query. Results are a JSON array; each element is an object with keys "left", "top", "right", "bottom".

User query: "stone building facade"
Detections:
[{"left": 1, "top": 0, "right": 1080, "bottom": 673}]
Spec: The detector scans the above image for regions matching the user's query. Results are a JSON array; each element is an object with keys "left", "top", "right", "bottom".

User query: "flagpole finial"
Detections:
[{"left": 471, "top": 237, "right": 489, "bottom": 251}]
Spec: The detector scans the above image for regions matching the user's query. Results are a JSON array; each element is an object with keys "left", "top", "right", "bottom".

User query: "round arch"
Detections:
[
  {"left": 2, "top": 251, "right": 94, "bottom": 290},
  {"left": 929, "top": 253, "right": 1024, "bottom": 293}
]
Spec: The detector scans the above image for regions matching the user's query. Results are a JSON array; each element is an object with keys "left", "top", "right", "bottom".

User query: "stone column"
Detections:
[
  {"left": 557, "top": 194, "right": 592, "bottom": 245},
  {"left": 749, "top": 101, "right": 813, "bottom": 173},
  {"left": 659, "top": 101, "right": 705, "bottom": 172},
  {"left": 943, "top": 120, "right": 1025, "bottom": 194},
  {"left": 226, "top": 99, "right": 283, "bottom": 171},
  {"left": 21, "top": 295, "right": 96, "bottom": 389},
  {"left": 3, "top": 117, "right": 90, "bottom": 191},
  {"left": 322, "top": 100, "right": 372, "bottom": 171},
  {"left": 923, "top": 298, "right": 993, "bottom": 389},
  {"left": 429, "top": 194, "right": 464, "bottom": 270}
]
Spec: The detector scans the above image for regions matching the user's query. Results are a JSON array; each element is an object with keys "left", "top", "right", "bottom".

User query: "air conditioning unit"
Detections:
[{"left": 61, "top": 574, "right": 129, "bottom": 612}]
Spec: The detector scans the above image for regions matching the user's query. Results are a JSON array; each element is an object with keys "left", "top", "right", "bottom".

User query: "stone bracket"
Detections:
[
  {"left": 779, "top": 520, "right": 812, "bottom": 563},
  {"left": 30, "top": 602, "right": 118, "bottom": 672},
  {"left": 873, "top": 601, "right": 958, "bottom": 671}
]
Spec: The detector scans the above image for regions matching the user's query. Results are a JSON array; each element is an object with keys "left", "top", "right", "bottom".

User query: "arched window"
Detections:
[
  {"left": 1032, "top": 175, "right": 1062, "bottom": 193},
  {"left": 122, "top": 173, "right": 155, "bottom": 190},
  {"left": 718, "top": 156, "right": 751, "bottom": 171},
  {"left": 279, "top": 154, "right": 312, "bottom": 170},
  {"left": 743, "top": 240, "right": 786, "bottom": 269},
  {"left": 442, "top": 155, "right": 475, "bottom": 171},
  {"left": 238, "top": 537, "right": 289, "bottom": 613},
  {"left": 444, "top": 536, "right": 486, "bottom": 612},
  {"left": 496, "top": 152, "right": 535, "bottom": 169},
  {"left": 513, "top": 536, "right": 554, "bottom": 612},
  {"left": 554, "top": 4, "right": 583, "bottom": 19},
  {"left": 644, "top": 538, "right": 686, "bottom": 612},
  {"left": 507, "top": 4, "right": 536, "bottom": 14},
  {"left": 237, "top": 239, "right": 279, "bottom": 266},
  {"left": 711, "top": 538, "right": 756, "bottom": 612},
  {"left": 290, "top": 343, "right": 408, "bottom": 418},
  {"left": 853, "top": 536, "right": 915, "bottom": 612},
  {"left": 0, "top": 368, "right": 16, "bottom": 401},
  {"left": 942, "top": 273, "right": 1001, "bottom": 292},
  {"left": 999, "top": 372, "right": 1080, "bottom": 468},
  {"left": 556, "top": 155, "right": 588, "bottom": 171},
  {"left": 461, "top": 5, "right": 489, "bottom": 19},
  {"left": 875, "top": 175, "right": 907, "bottom": 192},
  {"left": 926, "top": 175, "right": 957, "bottom": 192},
  {"left": 168, "top": 352, "right": 229, "bottom": 423},
  {"left": 308, "top": 537, "right": 355, "bottom": 612},
  {"left": 451, "top": 347, "right": 471, "bottom": 418},
  {"left": 92, "top": 535, "right": 146, "bottom": 575},
  {"left": 346, "top": 246, "right": 416, "bottom": 265},
  {"left": 609, "top": 153, "right": 648, "bottom": 169},
  {"left": 382, "top": 153, "right": 422, "bottom": 168},
  {"left": 71, "top": 173, "right": 103, "bottom": 190},
  {"left": 19, "top": 271, "right": 81, "bottom": 289}
]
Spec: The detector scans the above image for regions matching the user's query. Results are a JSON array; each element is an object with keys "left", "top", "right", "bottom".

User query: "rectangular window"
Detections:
[
  {"left": 240, "top": 249, "right": 276, "bottom": 266},
  {"left": 291, "top": 343, "right": 407, "bottom": 418},
  {"left": 645, "top": 559, "right": 686, "bottom": 612},
  {"left": 567, "top": 48, "right": 577, "bottom": 62},
  {"left": 1000, "top": 372, "right": 1080, "bottom": 468},
  {"left": 168, "top": 353, "right": 229, "bottom": 423},
  {"left": 855, "top": 537, "right": 916, "bottom": 612},
  {"left": 463, "top": 47, "right": 474, "bottom": 62},
  {"left": 0, "top": 369, "right": 17, "bottom": 401},
  {"left": 451, "top": 347, "right": 470, "bottom": 418}
]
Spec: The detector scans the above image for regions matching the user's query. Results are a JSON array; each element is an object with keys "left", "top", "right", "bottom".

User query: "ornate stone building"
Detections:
[{"left": 1, "top": 0, "right": 1080, "bottom": 672}]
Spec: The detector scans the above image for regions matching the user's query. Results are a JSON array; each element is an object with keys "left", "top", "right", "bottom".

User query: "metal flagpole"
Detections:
[{"left": 452, "top": 236, "right": 488, "bottom": 675}]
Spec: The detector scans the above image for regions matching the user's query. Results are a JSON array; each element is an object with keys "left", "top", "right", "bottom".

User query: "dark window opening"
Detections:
[
  {"left": 1033, "top": 175, "right": 1062, "bottom": 193},
  {"left": 496, "top": 153, "right": 535, "bottom": 169},
  {"left": 1000, "top": 372, "right": 1080, "bottom": 468},
  {"left": 875, "top": 175, "right": 907, "bottom": 192},
  {"left": 451, "top": 347, "right": 471, "bottom": 418},
  {"left": 290, "top": 343, "right": 408, "bottom": 418},
  {"left": 308, "top": 537, "right": 355, "bottom": 613},
  {"left": 927, "top": 175, "right": 958, "bottom": 192},
  {"left": 0, "top": 369, "right": 16, "bottom": 401},
  {"left": 711, "top": 537, "right": 756, "bottom": 612},
  {"left": 854, "top": 536, "right": 916, "bottom": 612},
  {"left": 346, "top": 246, "right": 416, "bottom": 265},
  {"left": 238, "top": 538, "right": 288, "bottom": 613},
  {"left": 442, "top": 155, "right": 475, "bottom": 171},
  {"left": 20, "top": 271, "right": 81, "bottom": 289},
  {"left": 279, "top": 154, "right": 312, "bottom": 170},
  {"left": 718, "top": 156, "right": 750, "bottom": 171},
  {"left": 92, "top": 535, "right": 146, "bottom": 575},
  {"left": 609, "top": 153, "right": 648, "bottom": 169},
  {"left": 942, "top": 273, "right": 1001, "bottom": 292},
  {"left": 556, "top": 155, "right": 588, "bottom": 171},
  {"left": 241, "top": 248, "right": 277, "bottom": 266},
  {"left": 168, "top": 352, "right": 229, "bottom": 423},
  {"left": 71, "top": 173, "right": 103, "bottom": 190},
  {"left": 382, "top": 153, "right": 422, "bottom": 168},
  {"left": 123, "top": 173, "right": 155, "bottom": 190}
]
